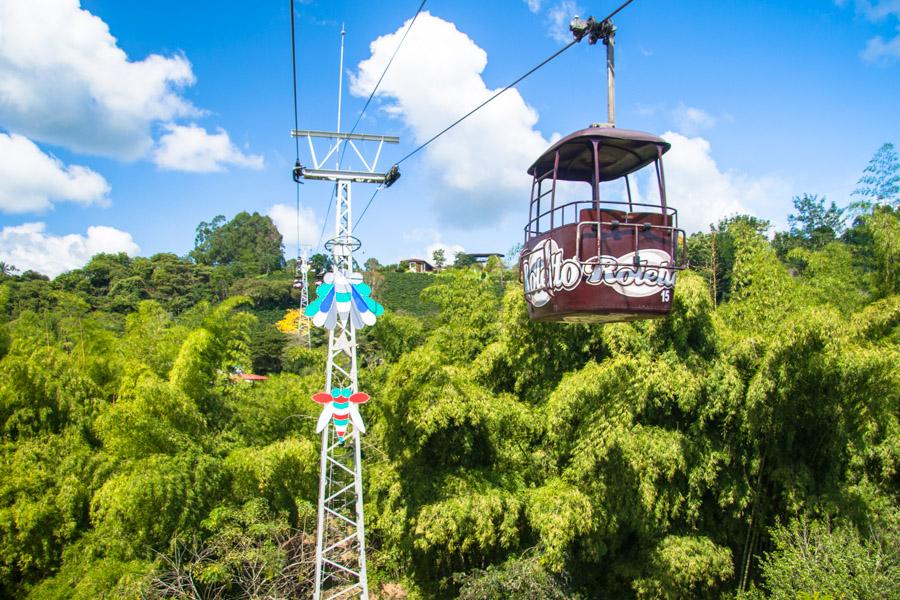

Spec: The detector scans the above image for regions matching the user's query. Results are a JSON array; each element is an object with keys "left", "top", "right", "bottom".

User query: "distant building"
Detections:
[
  {"left": 467, "top": 253, "right": 505, "bottom": 264},
  {"left": 405, "top": 258, "right": 434, "bottom": 273}
]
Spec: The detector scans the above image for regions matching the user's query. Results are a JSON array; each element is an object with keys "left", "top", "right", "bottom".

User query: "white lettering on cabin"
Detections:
[{"left": 522, "top": 239, "right": 675, "bottom": 307}]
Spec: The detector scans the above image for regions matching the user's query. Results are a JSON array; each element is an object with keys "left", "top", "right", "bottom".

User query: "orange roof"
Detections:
[{"left": 233, "top": 373, "right": 268, "bottom": 381}]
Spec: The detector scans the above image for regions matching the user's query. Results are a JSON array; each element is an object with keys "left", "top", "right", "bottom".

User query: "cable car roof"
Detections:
[{"left": 528, "top": 127, "right": 670, "bottom": 182}]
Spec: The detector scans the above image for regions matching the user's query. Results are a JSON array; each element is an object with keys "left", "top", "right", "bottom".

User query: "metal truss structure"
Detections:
[
  {"left": 293, "top": 128, "right": 398, "bottom": 600},
  {"left": 294, "top": 245, "right": 312, "bottom": 347}
]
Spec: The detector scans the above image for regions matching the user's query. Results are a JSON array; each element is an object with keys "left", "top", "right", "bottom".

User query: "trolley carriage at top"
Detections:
[{"left": 519, "top": 17, "right": 687, "bottom": 323}]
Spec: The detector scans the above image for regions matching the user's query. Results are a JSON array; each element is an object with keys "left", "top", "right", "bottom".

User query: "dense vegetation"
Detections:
[{"left": 0, "top": 146, "right": 898, "bottom": 598}]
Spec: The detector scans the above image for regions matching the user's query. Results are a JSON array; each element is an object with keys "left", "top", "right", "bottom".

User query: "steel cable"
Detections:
[{"left": 354, "top": 0, "right": 639, "bottom": 227}]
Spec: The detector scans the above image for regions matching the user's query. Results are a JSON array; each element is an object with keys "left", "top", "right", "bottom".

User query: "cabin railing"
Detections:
[
  {"left": 524, "top": 199, "right": 680, "bottom": 241},
  {"left": 520, "top": 199, "right": 688, "bottom": 292}
]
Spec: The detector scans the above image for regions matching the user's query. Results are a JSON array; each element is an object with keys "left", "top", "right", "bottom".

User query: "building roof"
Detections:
[{"left": 233, "top": 373, "right": 268, "bottom": 382}]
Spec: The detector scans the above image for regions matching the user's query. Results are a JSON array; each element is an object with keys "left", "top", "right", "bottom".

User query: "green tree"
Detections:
[
  {"left": 634, "top": 536, "right": 734, "bottom": 599},
  {"left": 190, "top": 212, "right": 284, "bottom": 274},
  {"left": 454, "top": 252, "right": 475, "bottom": 268},
  {"left": 309, "top": 252, "right": 331, "bottom": 276},
  {"left": 147, "top": 253, "right": 198, "bottom": 314},
  {"left": 169, "top": 296, "right": 254, "bottom": 414},
  {"left": 773, "top": 194, "right": 845, "bottom": 258},
  {"left": 228, "top": 277, "right": 292, "bottom": 310},
  {"left": 431, "top": 248, "right": 446, "bottom": 270},
  {"left": 192, "top": 215, "right": 227, "bottom": 264},
  {"left": 484, "top": 255, "right": 504, "bottom": 273},
  {"left": 248, "top": 319, "right": 287, "bottom": 374},
  {"left": 0, "top": 176, "right": 898, "bottom": 599},
  {"left": 869, "top": 206, "right": 900, "bottom": 296},
  {"left": 749, "top": 517, "right": 899, "bottom": 600},
  {"left": 688, "top": 215, "right": 769, "bottom": 303},
  {"left": 455, "top": 554, "right": 578, "bottom": 600},
  {"left": 0, "top": 263, "right": 18, "bottom": 280},
  {"left": 853, "top": 142, "right": 899, "bottom": 207},
  {"left": 366, "top": 312, "right": 425, "bottom": 363},
  {"left": 80, "top": 253, "right": 134, "bottom": 297}
]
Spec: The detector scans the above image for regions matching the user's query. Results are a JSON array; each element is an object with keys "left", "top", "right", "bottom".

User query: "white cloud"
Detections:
[
  {"left": 350, "top": 13, "right": 551, "bottom": 227},
  {"left": 847, "top": 0, "right": 900, "bottom": 20},
  {"left": 350, "top": 14, "right": 788, "bottom": 236},
  {"left": 839, "top": 0, "right": 900, "bottom": 62},
  {"left": 0, "top": 133, "right": 110, "bottom": 213},
  {"left": 0, "top": 0, "right": 198, "bottom": 159},
  {"left": 399, "top": 228, "right": 464, "bottom": 263},
  {"left": 0, "top": 222, "right": 139, "bottom": 277},
  {"left": 671, "top": 103, "right": 717, "bottom": 135},
  {"left": 152, "top": 124, "right": 264, "bottom": 173},
  {"left": 861, "top": 29, "right": 900, "bottom": 61},
  {"left": 661, "top": 132, "right": 790, "bottom": 233},
  {"left": 267, "top": 203, "right": 320, "bottom": 248},
  {"left": 524, "top": 0, "right": 542, "bottom": 13},
  {"left": 546, "top": 1, "right": 581, "bottom": 44}
]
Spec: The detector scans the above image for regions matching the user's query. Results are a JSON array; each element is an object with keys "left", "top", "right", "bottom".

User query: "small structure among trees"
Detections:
[
  {"left": 467, "top": 252, "right": 505, "bottom": 264},
  {"left": 404, "top": 258, "right": 434, "bottom": 273}
]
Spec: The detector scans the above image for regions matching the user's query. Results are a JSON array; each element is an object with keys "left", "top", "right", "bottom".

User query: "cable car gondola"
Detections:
[{"left": 519, "top": 17, "right": 687, "bottom": 323}]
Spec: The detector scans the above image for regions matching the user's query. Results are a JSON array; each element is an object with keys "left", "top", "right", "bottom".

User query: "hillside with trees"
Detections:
[{"left": 0, "top": 146, "right": 898, "bottom": 599}]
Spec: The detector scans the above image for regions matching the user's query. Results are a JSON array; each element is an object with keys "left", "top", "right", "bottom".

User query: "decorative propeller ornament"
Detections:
[
  {"left": 305, "top": 271, "right": 384, "bottom": 330},
  {"left": 312, "top": 387, "right": 370, "bottom": 443}
]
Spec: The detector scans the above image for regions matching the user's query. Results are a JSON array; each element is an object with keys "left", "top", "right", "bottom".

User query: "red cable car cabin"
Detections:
[{"left": 519, "top": 126, "right": 687, "bottom": 323}]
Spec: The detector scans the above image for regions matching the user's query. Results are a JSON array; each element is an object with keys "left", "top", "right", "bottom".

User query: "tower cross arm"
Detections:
[
  {"left": 291, "top": 129, "right": 399, "bottom": 143},
  {"left": 292, "top": 129, "right": 402, "bottom": 181},
  {"left": 301, "top": 168, "right": 391, "bottom": 184}
]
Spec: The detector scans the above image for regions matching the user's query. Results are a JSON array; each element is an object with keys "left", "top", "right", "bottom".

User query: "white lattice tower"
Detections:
[
  {"left": 316, "top": 179, "right": 366, "bottom": 600},
  {"left": 297, "top": 247, "right": 312, "bottom": 347},
  {"left": 292, "top": 127, "right": 398, "bottom": 600}
]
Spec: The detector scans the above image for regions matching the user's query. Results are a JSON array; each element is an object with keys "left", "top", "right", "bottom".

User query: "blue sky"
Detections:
[{"left": 0, "top": 0, "right": 898, "bottom": 275}]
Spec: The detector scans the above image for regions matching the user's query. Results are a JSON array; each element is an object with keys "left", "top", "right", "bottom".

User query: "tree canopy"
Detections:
[
  {"left": 191, "top": 212, "right": 285, "bottom": 274},
  {"left": 0, "top": 143, "right": 897, "bottom": 599}
]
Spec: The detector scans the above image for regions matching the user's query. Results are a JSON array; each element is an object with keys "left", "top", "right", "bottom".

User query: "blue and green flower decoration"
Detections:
[{"left": 306, "top": 271, "right": 384, "bottom": 330}]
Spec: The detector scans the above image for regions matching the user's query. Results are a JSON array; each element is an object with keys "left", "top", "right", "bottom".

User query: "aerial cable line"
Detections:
[
  {"left": 290, "top": 0, "right": 301, "bottom": 159},
  {"left": 393, "top": 39, "right": 576, "bottom": 166},
  {"left": 355, "top": 0, "right": 639, "bottom": 229},
  {"left": 354, "top": 185, "right": 383, "bottom": 229},
  {"left": 356, "top": 34, "right": 576, "bottom": 230},
  {"left": 338, "top": 0, "right": 426, "bottom": 169},
  {"left": 391, "top": 0, "right": 638, "bottom": 166},
  {"left": 349, "top": 0, "right": 426, "bottom": 137},
  {"left": 290, "top": 0, "right": 303, "bottom": 259},
  {"left": 316, "top": 184, "right": 337, "bottom": 251}
]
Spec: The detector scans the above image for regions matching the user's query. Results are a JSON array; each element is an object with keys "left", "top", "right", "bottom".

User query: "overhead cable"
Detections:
[
  {"left": 290, "top": 0, "right": 302, "bottom": 258},
  {"left": 316, "top": 184, "right": 337, "bottom": 251},
  {"left": 353, "top": 185, "right": 383, "bottom": 229},
  {"left": 354, "top": 0, "right": 638, "bottom": 229},
  {"left": 339, "top": 0, "right": 426, "bottom": 169},
  {"left": 349, "top": 0, "right": 426, "bottom": 137},
  {"left": 394, "top": 0, "right": 638, "bottom": 167},
  {"left": 289, "top": 0, "right": 301, "bottom": 159}
]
